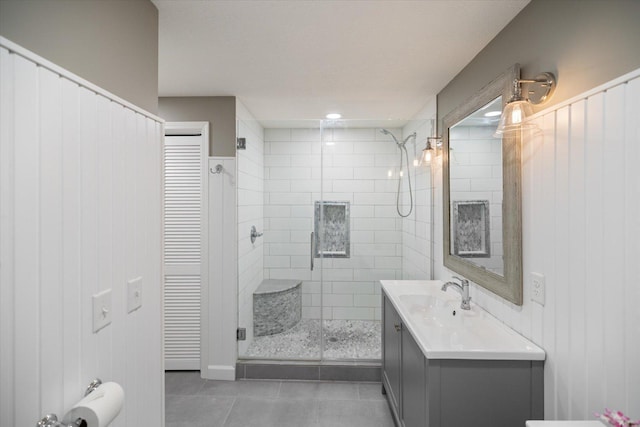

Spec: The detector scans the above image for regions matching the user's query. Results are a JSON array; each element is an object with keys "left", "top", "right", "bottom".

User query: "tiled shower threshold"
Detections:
[
  {"left": 236, "top": 360, "right": 382, "bottom": 382},
  {"left": 237, "top": 319, "right": 382, "bottom": 382}
]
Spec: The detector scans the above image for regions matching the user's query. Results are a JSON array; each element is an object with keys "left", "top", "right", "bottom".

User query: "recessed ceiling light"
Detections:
[
  {"left": 484, "top": 111, "right": 502, "bottom": 117},
  {"left": 326, "top": 113, "right": 342, "bottom": 119}
]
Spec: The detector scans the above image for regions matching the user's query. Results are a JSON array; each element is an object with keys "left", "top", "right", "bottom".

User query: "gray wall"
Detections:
[
  {"left": 437, "top": 0, "right": 640, "bottom": 126},
  {"left": 159, "top": 97, "right": 237, "bottom": 157},
  {"left": 0, "top": 0, "right": 159, "bottom": 114}
]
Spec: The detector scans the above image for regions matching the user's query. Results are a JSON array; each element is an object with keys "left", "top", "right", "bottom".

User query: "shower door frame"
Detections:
[{"left": 237, "top": 122, "right": 386, "bottom": 364}]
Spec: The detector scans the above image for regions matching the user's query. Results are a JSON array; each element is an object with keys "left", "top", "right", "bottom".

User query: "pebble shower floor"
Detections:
[{"left": 244, "top": 319, "right": 381, "bottom": 360}]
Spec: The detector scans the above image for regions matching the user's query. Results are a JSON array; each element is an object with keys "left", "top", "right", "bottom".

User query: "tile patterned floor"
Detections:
[
  {"left": 165, "top": 371, "right": 395, "bottom": 427},
  {"left": 243, "top": 319, "right": 381, "bottom": 360}
]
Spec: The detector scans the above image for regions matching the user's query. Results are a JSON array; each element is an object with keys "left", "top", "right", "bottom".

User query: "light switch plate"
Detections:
[
  {"left": 531, "top": 272, "right": 545, "bottom": 306},
  {"left": 127, "top": 277, "right": 143, "bottom": 313},
  {"left": 92, "top": 289, "right": 112, "bottom": 333}
]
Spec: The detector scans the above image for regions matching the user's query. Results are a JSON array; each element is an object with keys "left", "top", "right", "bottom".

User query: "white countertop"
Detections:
[
  {"left": 381, "top": 280, "right": 546, "bottom": 361},
  {"left": 526, "top": 422, "right": 604, "bottom": 427}
]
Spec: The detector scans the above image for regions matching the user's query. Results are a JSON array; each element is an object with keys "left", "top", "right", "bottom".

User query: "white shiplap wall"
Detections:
[
  {"left": 204, "top": 157, "right": 237, "bottom": 380},
  {"left": 435, "top": 70, "right": 640, "bottom": 420},
  {"left": 0, "top": 39, "right": 164, "bottom": 426}
]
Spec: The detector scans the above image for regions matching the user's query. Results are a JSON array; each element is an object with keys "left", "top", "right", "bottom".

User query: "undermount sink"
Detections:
[
  {"left": 397, "top": 293, "right": 480, "bottom": 328},
  {"left": 382, "top": 280, "right": 545, "bottom": 360}
]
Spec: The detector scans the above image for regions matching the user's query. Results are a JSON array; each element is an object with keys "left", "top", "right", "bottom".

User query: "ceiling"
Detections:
[{"left": 154, "top": 0, "right": 529, "bottom": 124}]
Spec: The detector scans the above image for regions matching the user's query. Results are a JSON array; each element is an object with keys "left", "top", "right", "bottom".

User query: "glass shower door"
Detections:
[
  {"left": 317, "top": 119, "right": 404, "bottom": 361},
  {"left": 237, "top": 121, "right": 324, "bottom": 361},
  {"left": 236, "top": 117, "right": 427, "bottom": 362}
]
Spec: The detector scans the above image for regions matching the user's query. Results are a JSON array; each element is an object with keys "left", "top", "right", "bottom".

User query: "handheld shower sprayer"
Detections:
[
  {"left": 380, "top": 128, "right": 399, "bottom": 146},
  {"left": 379, "top": 129, "right": 416, "bottom": 148},
  {"left": 379, "top": 129, "right": 417, "bottom": 217}
]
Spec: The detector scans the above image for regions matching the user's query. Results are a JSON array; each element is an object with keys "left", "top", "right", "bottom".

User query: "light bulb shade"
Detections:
[
  {"left": 494, "top": 100, "right": 536, "bottom": 136},
  {"left": 418, "top": 137, "right": 440, "bottom": 166},
  {"left": 420, "top": 148, "right": 432, "bottom": 165}
]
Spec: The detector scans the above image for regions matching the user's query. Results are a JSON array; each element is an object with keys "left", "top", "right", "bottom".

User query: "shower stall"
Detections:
[{"left": 235, "top": 117, "right": 434, "bottom": 363}]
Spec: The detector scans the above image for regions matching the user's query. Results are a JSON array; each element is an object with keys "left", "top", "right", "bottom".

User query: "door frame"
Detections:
[{"left": 204, "top": 156, "right": 237, "bottom": 380}]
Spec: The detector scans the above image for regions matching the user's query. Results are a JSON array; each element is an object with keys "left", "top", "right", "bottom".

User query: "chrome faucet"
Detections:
[{"left": 441, "top": 276, "right": 471, "bottom": 310}]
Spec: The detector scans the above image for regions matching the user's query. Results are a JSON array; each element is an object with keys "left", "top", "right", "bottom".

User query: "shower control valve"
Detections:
[{"left": 250, "top": 225, "right": 263, "bottom": 244}]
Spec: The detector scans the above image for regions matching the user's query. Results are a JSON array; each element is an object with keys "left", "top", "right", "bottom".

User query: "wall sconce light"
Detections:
[
  {"left": 419, "top": 136, "right": 442, "bottom": 165},
  {"left": 494, "top": 72, "right": 556, "bottom": 136}
]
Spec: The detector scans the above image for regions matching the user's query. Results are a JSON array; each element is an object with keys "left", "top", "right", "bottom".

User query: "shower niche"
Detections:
[{"left": 314, "top": 201, "right": 350, "bottom": 258}]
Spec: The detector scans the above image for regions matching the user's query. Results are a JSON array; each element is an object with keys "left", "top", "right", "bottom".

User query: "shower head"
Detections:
[
  {"left": 380, "top": 129, "right": 416, "bottom": 148},
  {"left": 402, "top": 132, "right": 417, "bottom": 145},
  {"left": 380, "top": 128, "right": 401, "bottom": 146}
]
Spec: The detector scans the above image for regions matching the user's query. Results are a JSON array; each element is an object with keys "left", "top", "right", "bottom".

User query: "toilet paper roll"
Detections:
[{"left": 64, "top": 382, "right": 124, "bottom": 427}]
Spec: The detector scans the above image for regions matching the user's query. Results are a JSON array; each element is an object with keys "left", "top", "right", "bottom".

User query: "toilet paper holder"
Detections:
[
  {"left": 36, "top": 413, "right": 83, "bottom": 427},
  {"left": 84, "top": 379, "right": 102, "bottom": 397},
  {"left": 36, "top": 378, "right": 103, "bottom": 427}
]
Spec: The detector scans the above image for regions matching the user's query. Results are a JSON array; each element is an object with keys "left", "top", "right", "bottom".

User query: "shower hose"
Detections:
[{"left": 395, "top": 143, "right": 413, "bottom": 218}]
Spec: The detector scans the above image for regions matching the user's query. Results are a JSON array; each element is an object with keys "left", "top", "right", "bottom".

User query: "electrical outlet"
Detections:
[
  {"left": 127, "top": 277, "right": 143, "bottom": 313},
  {"left": 92, "top": 289, "right": 112, "bottom": 333},
  {"left": 531, "top": 272, "right": 545, "bottom": 306}
]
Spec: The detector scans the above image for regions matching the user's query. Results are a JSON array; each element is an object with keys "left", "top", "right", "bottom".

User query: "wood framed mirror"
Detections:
[{"left": 443, "top": 64, "right": 523, "bottom": 305}]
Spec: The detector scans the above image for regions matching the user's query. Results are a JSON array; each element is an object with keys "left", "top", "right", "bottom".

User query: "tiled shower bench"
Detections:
[{"left": 253, "top": 279, "right": 302, "bottom": 336}]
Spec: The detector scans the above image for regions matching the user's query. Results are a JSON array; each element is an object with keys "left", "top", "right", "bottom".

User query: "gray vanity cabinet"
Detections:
[
  {"left": 400, "top": 322, "right": 427, "bottom": 427},
  {"left": 382, "top": 296, "right": 402, "bottom": 416},
  {"left": 382, "top": 294, "right": 544, "bottom": 427},
  {"left": 383, "top": 296, "right": 429, "bottom": 427}
]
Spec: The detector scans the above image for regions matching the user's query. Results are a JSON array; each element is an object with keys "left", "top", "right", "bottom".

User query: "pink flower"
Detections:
[{"left": 595, "top": 409, "right": 640, "bottom": 427}]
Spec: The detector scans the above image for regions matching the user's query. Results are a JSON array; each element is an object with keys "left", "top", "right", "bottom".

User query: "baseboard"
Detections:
[
  {"left": 204, "top": 364, "right": 236, "bottom": 381},
  {"left": 165, "top": 359, "right": 199, "bottom": 371}
]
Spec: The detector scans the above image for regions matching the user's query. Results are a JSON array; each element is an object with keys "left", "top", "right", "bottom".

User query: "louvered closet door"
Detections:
[{"left": 164, "top": 132, "right": 205, "bottom": 370}]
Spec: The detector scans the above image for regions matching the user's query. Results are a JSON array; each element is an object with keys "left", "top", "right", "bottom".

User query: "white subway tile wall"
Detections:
[
  {"left": 264, "top": 127, "right": 416, "bottom": 321},
  {"left": 237, "top": 107, "right": 436, "bottom": 351},
  {"left": 400, "top": 116, "right": 434, "bottom": 281}
]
